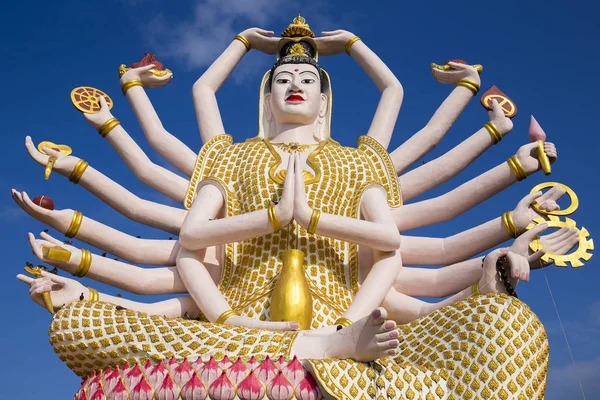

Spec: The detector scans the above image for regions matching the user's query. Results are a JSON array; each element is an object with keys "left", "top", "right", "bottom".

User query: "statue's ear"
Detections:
[
  {"left": 264, "top": 93, "right": 273, "bottom": 123},
  {"left": 319, "top": 93, "right": 328, "bottom": 119}
]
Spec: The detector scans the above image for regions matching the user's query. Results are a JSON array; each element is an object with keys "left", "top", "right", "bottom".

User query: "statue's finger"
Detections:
[
  {"left": 40, "top": 231, "right": 64, "bottom": 245},
  {"left": 522, "top": 223, "right": 548, "bottom": 241},
  {"left": 527, "top": 250, "right": 545, "bottom": 264},
  {"left": 16, "top": 274, "right": 35, "bottom": 285},
  {"left": 25, "top": 136, "right": 46, "bottom": 164},
  {"left": 138, "top": 64, "right": 156, "bottom": 72},
  {"left": 40, "top": 270, "right": 69, "bottom": 284},
  {"left": 517, "top": 191, "right": 542, "bottom": 209}
]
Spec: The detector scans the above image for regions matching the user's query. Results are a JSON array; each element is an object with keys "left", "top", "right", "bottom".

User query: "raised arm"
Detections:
[
  {"left": 390, "top": 62, "right": 482, "bottom": 174},
  {"left": 400, "top": 100, "right": 513, "bottom": 201},
  {"left": 25, "top": 137, "right": 186, "bottom": 234},
  {"left": 193, "top": 28, "right": 279, "bottom": 144},
  {"left": 82, "top": 96, "right": 189, "bottom": 202},
  {"left": 12, "top": 190, "right": 178, "bottom": 265},
  {"left": 394, "top": 141, "right": 557, "bottom": 231},
  {"left": 316, "top": 30, "right": 403, "bottom": 150}
]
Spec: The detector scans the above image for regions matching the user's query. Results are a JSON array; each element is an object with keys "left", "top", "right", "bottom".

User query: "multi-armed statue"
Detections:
[{"left": 14, "top": 16, "right": 592, "bottom": 399}]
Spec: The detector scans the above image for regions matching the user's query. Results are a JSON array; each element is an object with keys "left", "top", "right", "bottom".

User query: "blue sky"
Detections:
[{"left": 1, "top": 1, "right": 599, "bottom": 398}]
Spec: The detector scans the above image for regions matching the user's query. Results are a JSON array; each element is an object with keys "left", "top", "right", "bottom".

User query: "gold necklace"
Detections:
[{"left": 272, "top": 142, "right": 318, "bottom": 153}]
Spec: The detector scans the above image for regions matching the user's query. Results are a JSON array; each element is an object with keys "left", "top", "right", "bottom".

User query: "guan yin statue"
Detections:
[{"left": 13, "top": 16, "right": 594, "bottom": 400}]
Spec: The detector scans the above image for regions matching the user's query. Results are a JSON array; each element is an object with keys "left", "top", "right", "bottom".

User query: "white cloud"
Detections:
[{"left": 545, "top": 358, "right": 600, "bottom": 400}]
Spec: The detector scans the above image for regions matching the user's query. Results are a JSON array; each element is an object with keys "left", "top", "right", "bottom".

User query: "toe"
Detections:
[
  {"left": 368, "top": 307, "right": 387, "bottom": 326},
  {"left": 375, "top": 330, "right": 398, "bottom": 342}
]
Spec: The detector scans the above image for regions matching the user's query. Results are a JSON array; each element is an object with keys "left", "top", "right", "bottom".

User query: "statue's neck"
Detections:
[{"left": 270, "top": 123, "right": 320, "bottom": 144}]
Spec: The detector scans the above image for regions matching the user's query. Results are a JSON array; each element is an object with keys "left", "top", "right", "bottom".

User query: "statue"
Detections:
[{"left": 13, "top": 16, "right": 591, "bottom": 399}]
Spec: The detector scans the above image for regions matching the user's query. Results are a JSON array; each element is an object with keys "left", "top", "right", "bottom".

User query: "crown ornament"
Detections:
[{"left": 281, "top": 15, "right": 315, "bottom": 38}]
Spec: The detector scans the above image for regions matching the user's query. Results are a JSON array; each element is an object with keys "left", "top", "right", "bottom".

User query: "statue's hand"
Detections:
[
  {"left": 12, "top": 190, "right": 74, "bottom": 232},
  {"left": 25, "top": 136, "right": 78, "bottom": 174},
  {"left": 479, "top": 248, "right": 539, "bottom": 294},
  {"left": 275, "top": 155, "right": 295, "bottom": 227},
  {"left": 487, "top": 99, "right": 513, "bottom": 136},
  {"left": 431, "top": 61, "right": 481, "bottom": 86},
  {"left": 512, "top": 186, "right": 566, "bottom": 233},
  {"left": 508, "top": 223, "right": 548, "bottom": 281},
  {"left": 239, "top": 28, "right": 278, "bottom": 54},
  {"left": 83, "top": 96, "right": 115, "bottom": 130},
  {"left": 314, "top": 30, "right": 355, "bottom": 56},
  {"left": 514, "top": 141, "right": 557, "bottom": 175},
  {"left": 292, "top": 154, "right": 312, "bottom": 228},
  {"left": 28, "top": 232, "right": 81, "bottom": 276},
  {"left": 120, "top": 64, "right": 173, "bottom": 88},
  {"left": 16, "top": 270, "right": 87, "bottom": 311},
  {"left": 224, "top": 315, "right": 299, "bottom": 331}
]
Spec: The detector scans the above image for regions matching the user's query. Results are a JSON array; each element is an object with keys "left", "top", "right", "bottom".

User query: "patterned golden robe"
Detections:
[{"left": 50, "top": 136, "right": 548, "bottom": 399}]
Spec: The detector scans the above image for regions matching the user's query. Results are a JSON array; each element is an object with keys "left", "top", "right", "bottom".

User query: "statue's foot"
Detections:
[{"left": 295, "top": 308, "right": 399, "bottom": 362}]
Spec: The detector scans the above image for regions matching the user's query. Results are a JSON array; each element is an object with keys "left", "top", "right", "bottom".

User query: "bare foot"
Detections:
[{"left": 293, "top": 308, "right": 400, "bottom": 362}]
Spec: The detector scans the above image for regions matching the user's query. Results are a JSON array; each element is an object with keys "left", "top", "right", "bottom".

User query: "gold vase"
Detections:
[{"left": 270, "top": 249, "right": 313, "bottom": 330}]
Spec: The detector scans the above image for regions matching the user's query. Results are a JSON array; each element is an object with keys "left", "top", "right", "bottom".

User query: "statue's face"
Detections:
[{"left": 267, "top": 63, "right": 327, "bottom": 125}]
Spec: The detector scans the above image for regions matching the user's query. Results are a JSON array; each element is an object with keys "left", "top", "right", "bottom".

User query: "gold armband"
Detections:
[
  {"left": 98, "top": 118, "right": 121, "bottom": 138},
  {"left": 335, "top": 317, "right": 353, "bottom": 328},
  {"left": 216, "top": 309, "right": 239, "bottom": 325},
  {"left": 233, "top": 35, "right": 251, "bottom": 51},
  {"left": 74, "top": 249, "right": 92, "bottom": 277},
  {"left": 88, "top": 287, "right": 99, "bottom": 302},
  {"left": 502, "top": 211, "right": 520, "bottom": 238},
  {"left": 345, "top": 36, "right": 361, "bottom": 55},
  {"left": 268, "top": 205, "right": 282, "bottom": 232},
  {"left": 307, "top": 209, "right": 321, "bottom": 235},
  {"left": 456, "top": 79, "right": 480, "bottom": 95},
  {"left": 65, "top": 211, "right": 83, "bottom": 238},
  {"left": 471, "top": 281, "right": 481, "bottom": 296},
  {"left": 69, "top": 159, "right": 89, "bottom": 184},
  {"left": 483, "top": 122, "right": 502, "bottom": 144},
  {"left": 120, "top": 79, "right": 143, "bottom": 95},
  {"left": 507, "top": 156, "right": 527, "bottom": 181}
]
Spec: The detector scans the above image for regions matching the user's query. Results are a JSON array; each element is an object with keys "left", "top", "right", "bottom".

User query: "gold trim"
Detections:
[
  {"left": 263, "top": 138, "right": 327, "bottom": 185},
  {"left": 457, "top": 79, "right": 480, "bottom": 95},
  {"left": 507, "top": 156, "right": 527, "bottom": 181},
  {"left": 88, "top": 287, "right": 99, "bottom": 302},
  {"left": 471, "top": 281, "right": 481, "bottom": 296},
  {"left": 345, "top": 36, "right": 361, "bottom": 54},
  {"left": 233, "top": 35, "right": 251, "bottom": 51},
  {"left": 74, "top": 249, "right": 92, "bottom": 278},
  {"left": 502, "top": 211, "right": 519, "bottom": 238},
  {"left": 268, "top": 205, "right": 282, "bottom": 231},
  {"left": 307, "top": 209, "right": 320, "bottom": 234},
  {"left": 98, "top": 118, "right": 121, "bottom": 138},
  {"left": 335, "top": 317, "right": 353, "bottom": 327},
  {"left": 65, "top": 211, "right": 83, "bottom": 238},
  {"left": 215, "top": 309, "right": 239, "bottom": 324},
  {"left": 120, "top": 80, "right": 142, "bottom": 95},
  {"left": 484, "top": 121, "right": 502, "bottom": 144},
  {"left": 69, "top": 160, "right": 89, "bottom": 183}
]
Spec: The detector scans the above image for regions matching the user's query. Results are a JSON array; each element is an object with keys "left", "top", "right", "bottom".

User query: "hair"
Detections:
[{"left": 267, "top": 41, "right": 326, "bottom": 93}]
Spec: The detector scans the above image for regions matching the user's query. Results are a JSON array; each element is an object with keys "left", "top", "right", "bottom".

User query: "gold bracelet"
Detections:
[
  {"left": 215, "top": 309, "right": 239, "bottom": 324},
  {"left": 471, "top": 281, "right": 481, "bottom": 296},
  {"left": 121, "top": 79, "right": 143, "bottom": 95},
  {"left": 483, "top": 122, "right": 502, "bottom": 144},
  {"left": 69, "top": 159, "right": 89, "bottom": 184},
  {"left": 267, "top": 205, "right": 282, "bottom": 232},
  {"left": 507, "top": 156, "right": 527, "bottom": 181},
  {"left": 501, "top": 211, "right": 520, "bottom": 238},
  {"left": 65, "top": 211, "right": 83, "bottom": 238},
  {"left": 456, "top": 79, "right": 480, "bottom": 95},
  {"left": 345, "top": 36, "right": 361, "bottom": 55},
  {"left": 74, "top": 249, "right": 92, "bottom": 277},
  {"left": 335, "top": 317, "right": 353, "bottom": 327},
  {"left": 307, "top": 209, "right": 321, "bottom": 235},
  {"left": 88, "top": 287, "right": 99, "bottom": 302},
  {"left": 234, "top": 35, "right": 251, "bottom": 51},
  {"left": 98, "top": 118, "right": 121, "bottom": 138}
]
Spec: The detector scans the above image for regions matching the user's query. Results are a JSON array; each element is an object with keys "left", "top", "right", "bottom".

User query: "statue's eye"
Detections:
[
  {"left": 276, "top": 78, "right": 290, "bottom": 84},
  {"left": 302, "top": 79, "right": 315, "bottom": 84}
]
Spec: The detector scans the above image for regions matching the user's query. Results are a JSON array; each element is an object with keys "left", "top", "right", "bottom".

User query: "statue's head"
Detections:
[{"left": 257, "top": 16, "right": 332, "bottom": 140}]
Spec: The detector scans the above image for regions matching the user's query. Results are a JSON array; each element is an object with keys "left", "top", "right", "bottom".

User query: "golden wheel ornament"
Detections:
[
  {"left": 70, "top": 87, "right": 113, "bottom": 114},
  {"left": 530, "top": 182, "right": 579, "bottom": 216},
  {"left": 527, "top": 216, "right": 594, "bottom": 267}
]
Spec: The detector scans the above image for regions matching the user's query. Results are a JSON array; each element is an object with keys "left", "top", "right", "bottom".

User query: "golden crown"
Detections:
[{"left": 281, "top": 15, "right": 315, "bottom": 38}]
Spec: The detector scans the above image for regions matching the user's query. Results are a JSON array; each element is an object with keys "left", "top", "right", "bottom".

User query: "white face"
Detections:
[{"left": 267, "top": 63, "right": 326, "bottom": 125}]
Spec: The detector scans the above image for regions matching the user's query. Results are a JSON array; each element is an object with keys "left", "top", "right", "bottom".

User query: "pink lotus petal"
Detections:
[
  {"left": 274, "top": 356, "right": 286, "bottom": 370},
  {"left": 167, "top": 356, "right": 178, "bottom": 374},
  {"left": 227, "top": 357, "right": 249, "bottom": 386},
  {"left": 172, "top": 357, "right": 195, "bottom": 388},
  {"left": 130, "top": 376, "right": 154, "bottom": 400},
  {"left": 124, "top": 363, "right": 146, "bottom": 392},
  {"left": 192, "top": 357, "right": 205, "bottom": 371},
  {"left": 208, "top": 371, "right": 235, "bottom": 400},
  {"left": 103, "top": 367, "right": 123, "bottom": 395},
  {"left": 297, "top": 373, "right": 321, "bottom": 400},
  {"left": 181, "top": 372, "right": 207, "bottom": 400},
  {"left": 155, "top": 373, "right": 180, "bottom": 400},
  {"left": 255, "top": 356, "right": 278, "bottom": 385},
  {"left": 120, "top": 362, "right": 130, "bottom": 379},
  {"left": 528, "top": 115, "right": 547, "bottom": 142},
  {"left": 266, "top": 371, "right": 294, "bottom": 400},
  {"left": 85, "top": 375, "right": 101, "bottom": 399},
  {"left": 199, "top": 356, "right": 222, "bottom": 387},
  {"left": 247, "top": 356, "right": 259, "bottom": 370},
  {"left": 78, "top": 390, "right": 89, "bottom": 400},
  {"left": 219, "top": 355, "right": 232, "bottom": 369},
  {"left": 89, "top": 385, "right": 106, "bottom": 400},
  {"left": 108, "top": 379, "right": 129, "bottom": 400},
  {"left": 282, "top": 356, "right": 305, "bottom": 387},
  {"left": 147, "top": 359, "right": 169, "bottom": 389},
  {"left": 143, "top": 359, "right": 154, "bottom": 376},
  {"left": 238, "top": 370, "right": 266, "bottom": 400}
]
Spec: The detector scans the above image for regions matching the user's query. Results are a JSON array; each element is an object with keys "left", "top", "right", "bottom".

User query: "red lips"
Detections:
[{"left": 286, "top": 94, "right": 305, "bottom": 102}]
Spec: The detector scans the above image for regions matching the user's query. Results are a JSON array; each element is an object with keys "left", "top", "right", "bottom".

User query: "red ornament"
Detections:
[
  {"left": 480, "top": 85, "right": 518, "bottom": 118},
  {"left": 131, "top": 53, "right": 165, "bottom": 71},
  {"left": 33, "top": 195, "right": 54, "bottom": 210}
]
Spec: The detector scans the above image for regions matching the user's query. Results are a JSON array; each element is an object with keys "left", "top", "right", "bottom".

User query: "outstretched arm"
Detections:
[
  {"left": 193, "top": 28, "right": 279, "bottom": 144},
  {"left": 82, "top": 96, "right": 189, "bottom": 202},
  {"left": 400, "top": 100, "right": 513, "bottom": 201},
  {"left": 390, "top": 62, "right": 481, "bottom": 174},
  {"left": 394, "top": 141, "right": 557, "bottom": 231},
  {"left": 316, "top": 30, "right": 403, "bottom": 150},
  {"left": 120, "top": 64, "right": 197, "bottom": 176},
  {"left": 25, "top": 137, "right": 186, "bottom": 234},
  {"left": 12, "top": 190, "right": 178, "bottom": 265}
]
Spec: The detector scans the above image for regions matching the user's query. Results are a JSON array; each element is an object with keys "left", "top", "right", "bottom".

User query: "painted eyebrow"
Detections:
[
  {"left": 299, "top": 71, "right": 318, "bottom": 79},
  {"left": 274, "top": 71, "right": 294, "bottom": 79}
]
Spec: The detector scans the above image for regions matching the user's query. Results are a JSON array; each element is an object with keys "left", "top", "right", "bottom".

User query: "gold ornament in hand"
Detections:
[
  {"left": 24, "top": 266, "right": 54, "bottom": 314},
  {"left": 529, "top": 182, "right": 579, "bottom": 216},
  {"left": 70, "top": 87, "right": 113, "bottom": 114},
  {"left": 37, "top": 141, "right": 72, "bottom": 180}
]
